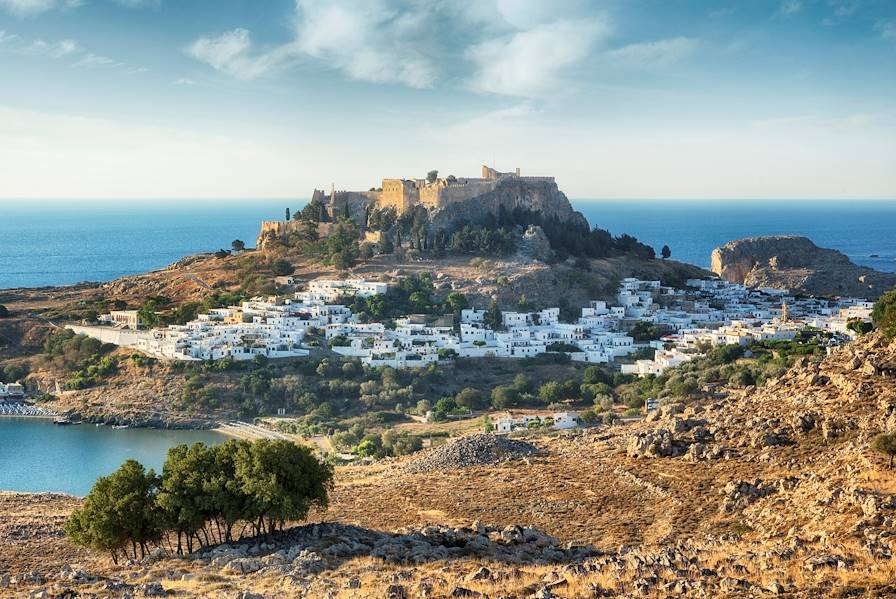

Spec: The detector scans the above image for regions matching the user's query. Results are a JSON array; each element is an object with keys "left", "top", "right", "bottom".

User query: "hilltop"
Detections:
[
  {"left": 4, "top": 332, "right": 896, "bottom": 597},
  {"left": 711, "top": 235, "right": 896, "bottom": 299}
]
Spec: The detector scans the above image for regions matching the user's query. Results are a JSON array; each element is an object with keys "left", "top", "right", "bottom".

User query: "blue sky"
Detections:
[{"left": 0, "top": 0, "right": 894, "bottom": 200}]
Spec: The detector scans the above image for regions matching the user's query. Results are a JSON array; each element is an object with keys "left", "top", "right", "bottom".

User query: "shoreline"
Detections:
[{"left": 0, "top": 413, "right": 58, "bottom": 420}]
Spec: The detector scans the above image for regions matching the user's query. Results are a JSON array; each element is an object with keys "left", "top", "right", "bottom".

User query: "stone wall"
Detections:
[{"left": 380, "top": 179, "right": 417, "bottom": 214}]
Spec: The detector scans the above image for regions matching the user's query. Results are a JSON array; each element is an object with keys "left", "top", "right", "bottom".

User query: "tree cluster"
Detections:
[
  {"left": 488, "top": 206, "right": 656, "bottom": 260},
  {"left": 65, "top": 439, "right": 333, "bottom": 562}
]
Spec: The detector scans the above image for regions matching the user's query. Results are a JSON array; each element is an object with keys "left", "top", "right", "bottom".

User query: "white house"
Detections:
[
  {"left": 98, "top": 310, "right": 142, "bottom": 330},
  {"left": 0, "top": 382, "right": 25, "bottom": 400}
]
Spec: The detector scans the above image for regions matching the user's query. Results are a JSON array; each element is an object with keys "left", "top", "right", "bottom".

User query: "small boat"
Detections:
[
  {"left": 870, "top": 253, "right": 880, "bottom": 258},
  {"left": 111, "top": 424, "right": 129, "bottom": 429},
  {"left": 54, "top": 418, "right": 72, "bottom": 425}
]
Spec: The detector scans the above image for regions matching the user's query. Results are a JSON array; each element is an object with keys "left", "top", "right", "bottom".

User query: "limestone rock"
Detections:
[
  {"left": 627, "top": 429, "right": 674, "bottom": 458},
  {"left": 711, "top": 235, "right": 896, "bottom": 299}
]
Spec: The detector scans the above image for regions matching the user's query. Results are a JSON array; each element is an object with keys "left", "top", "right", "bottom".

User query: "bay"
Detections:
[{"left": 0, "top": 417, "right": 223, "bottom": 495}]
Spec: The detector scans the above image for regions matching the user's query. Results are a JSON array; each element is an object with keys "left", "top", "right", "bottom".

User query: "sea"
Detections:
[
  {"left": 1, "top": 199, "right": 895, "bottom": 290},
  {"left": 0, "top": 418, "right": 223, "bottom": 495}
]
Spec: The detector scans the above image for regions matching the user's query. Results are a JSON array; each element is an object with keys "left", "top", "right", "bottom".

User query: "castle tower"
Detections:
[{"left": 781, "top": 300, "right": 789, "bottom": 323}]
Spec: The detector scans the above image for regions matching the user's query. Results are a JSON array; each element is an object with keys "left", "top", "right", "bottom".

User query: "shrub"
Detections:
[
  {"left": 455, "top": 387, "right": 486, "bottom": 410},
  {"left": 629, "top": 321, "right": 663, "bottom": 342},
  {"left": 873, "top": 290, "right": 896, "bottom": 341},
  {"left": 490, "top": 385, "right": 519, "bottom": 409},
  {"left": 847, "top": 319, "right": 873, "bottom": 336},
  {"left": 271, "top": 259, "right": 294, "bottom": 276},
  {"left": 871, "top": 432, "right": 896, "bottom": 469}
]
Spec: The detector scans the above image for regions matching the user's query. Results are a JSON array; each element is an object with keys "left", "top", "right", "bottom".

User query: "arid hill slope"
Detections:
[{"left": 5, "top": 333, "right": 896, "bottom": 597}]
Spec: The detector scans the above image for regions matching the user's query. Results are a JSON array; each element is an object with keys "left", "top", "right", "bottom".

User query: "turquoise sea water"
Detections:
[
  {"left": 0, "top": 418, "right": 223, "bottom": 495},
  {"left": 1, "top": 199, "right": 894, "bottom": 290}
]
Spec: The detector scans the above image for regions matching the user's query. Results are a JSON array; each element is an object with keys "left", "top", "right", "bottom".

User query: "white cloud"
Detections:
[
  {"left": 23, "top": 38, "right": 81, "bottom": 58},
  {"left": 0, "top": 0, "right": 80, "bottom": 17},
  {"left": 73, "top": 53, "right": 121, "bottom": 68},
  {"left": 292, "top": 0, "right": 437, "bottom": 88},
  {"left": 467, "top": 19, "right": 609, "bottom": 97},
  {"left": 186, "top": 0, "right": 608, "bottom": 92},
  {"left": 0, "top": 30, "right": 19, "bottom": 44},
  {"left": 175, "top": 77, "right": 195, "bottom": 85},
  {"left": 876, "top": 20, "right": 896, "bottom": 41},
  {"left": 604, "top": 37, "right": 698, "bottom": 68},
  {"left": 778, "top": 0, "right": 801, "bottom": 16},
  {"left": 186, "top": 1, "right": 446, "bottom": 87},
  {"left": 185, "top": 28, "right": 297, "bottom": 80},
  {"left": 493, "top": 0, "right": 589, "bottom": 29}
]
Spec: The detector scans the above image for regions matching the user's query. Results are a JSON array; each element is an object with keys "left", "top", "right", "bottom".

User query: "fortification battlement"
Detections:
[{"left": 258, "top": 165, "right": 563, "bottom": 248}]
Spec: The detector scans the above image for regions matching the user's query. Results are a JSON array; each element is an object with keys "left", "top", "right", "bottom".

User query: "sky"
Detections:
[{"left": 0, "top": 0, "right": 894, "bottom": 201}]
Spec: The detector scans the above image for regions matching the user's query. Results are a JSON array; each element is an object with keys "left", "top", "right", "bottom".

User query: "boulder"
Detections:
[{"left": 627, "top": 429, "right": 674, "bottom": 458}]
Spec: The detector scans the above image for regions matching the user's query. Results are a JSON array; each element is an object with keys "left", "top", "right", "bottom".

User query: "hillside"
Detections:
[
  {"left": 0, "top": 249, "right": 708, "bottom": 358},
  {"left": 711, "top": 235, "right": 896, "bottom": 299},
  {"left": 5, "top": 332, "right": 896, "bottom": 597}
]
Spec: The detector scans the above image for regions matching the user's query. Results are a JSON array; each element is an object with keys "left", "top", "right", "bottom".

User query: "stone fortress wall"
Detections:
[{"left": 257, "top": 165, "right": 572, "bottom": 247}]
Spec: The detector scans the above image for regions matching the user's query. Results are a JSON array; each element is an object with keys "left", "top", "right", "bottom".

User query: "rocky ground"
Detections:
[
  {"left": 404, "top": 434, "right": 540, "bottom": 474},
  {"left": 4, "top": 333, "right": 896, "bottom": 597}
]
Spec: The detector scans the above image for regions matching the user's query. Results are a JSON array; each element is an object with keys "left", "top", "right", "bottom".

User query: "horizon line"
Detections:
[{"left": 1, "top": 197, "right": 896, "bottom": 203}]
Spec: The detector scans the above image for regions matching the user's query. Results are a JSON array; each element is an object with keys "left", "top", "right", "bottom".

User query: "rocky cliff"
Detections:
[
  {"left": 429, "top": 177, "right": 588, "bottom": 232},
  {"left": 711, "top": 235, "right": 896, "bottom": 299}
]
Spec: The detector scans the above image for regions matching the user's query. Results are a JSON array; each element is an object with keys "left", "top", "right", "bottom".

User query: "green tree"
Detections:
[
  {"left": 873, "top": 289, "right": 896, "bottom": 341},
  {"left": 871, "top": 432, "right": 896, "bottom": 469},
  {"left": 538, "top": 380, "right": 563, "bottom": 404},
  {"left": 455, "top": 387, "right": 485, "bottom": 410},
  {"left": 271, "top": 259, "right": 294, "bottom": 276},
  {"left": 491, "top": 384, "right": 519, "bottom": 409},
  {"left": 482, "top": 415, "right": 493, "bottom": 433},
  {"left": 325, "top": 217, "right": 361, "bottom": 270},
  {"left": 661, "top": 245, "right": 671, "bottom": 259},
  {"left": 138, "top": 299, "right": 160, "bottom": 328},
  {"left": 443, "top": 292, "right": 468, "bottom": 317},
  {"left": 512, "top": 373, "right": 531, "bottom": 393},
  {"left": 0, "top": 304, "right": 9, "bottom": 318},
  {"left": 156, "top": 443, "right": 216, "bottom": 554},
  {"left": 485, "top": 298, "right": 502, "bottom": 330},
  {"left": 64, "top": 460, "right": 161, "bottom": 563},
  {"left": 234, "top": 439, "right": 333, "bottom": 535},
  {"left": 231, "top": 239, "right": 246, "bottom": 252},
  {"left": 582, "top": 366, "right": 610, "bottom": 385},
  {"left": 629, "top": 321, "right": 663, "bottom": 342},
  {"left": 285, "top": 207, "right": 291, "bottom": 221},
  {"left": 426, "top": 169, "right": 438, "bottom": 183}
]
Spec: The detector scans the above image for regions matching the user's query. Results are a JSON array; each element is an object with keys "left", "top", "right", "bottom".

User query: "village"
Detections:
[{"left": 67, "top": 275, "right": 872, "bottom": 383}]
